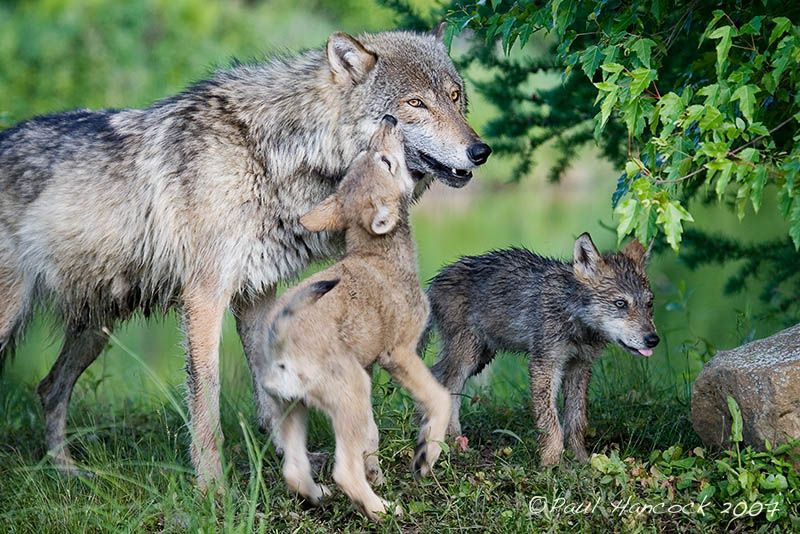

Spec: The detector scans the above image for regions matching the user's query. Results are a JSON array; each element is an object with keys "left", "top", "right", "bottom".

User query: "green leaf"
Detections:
[
  {"left": 769, "top": 17, "right": 791, "bottom": 46},
  {"left": 699, "top": 105, "right": 723, "bottom": 131},
  {"left": 630, "top": 38, "right": 656, "bottom": 68},
  {"left": 700, "top": 10, "right": 726, "bottom": 46},
  {"left": 731, "top": 85, "right": 760, "bottom": 124},
  {"left": 599, "top": 87, "right": 619, "bottom": 127},
  {"left": 629, "top": 68, "right": 656, "bottom": 98},
  {"left": 707, "top": 160, "right": 734, "bottom": 199},
  {"left": 622, "top": 98, "right": 644, "bottom": 136},
  {"left": 658, "top": 92, "right": 683, "bottom": 124},
  {"left": 790, "top": 198, "right": 800, "bottom": 250},
  {"left": 760, "top": 473, "right": 788, "bottom": 491},
  {"left": 600, "top": 62, "right": 624, "bottom": 74},
  {"left": 614, "top": 197, "right": 639, "bottom": 244},
  {"left": 580, "top": 45, "right": 604, "bottom": 78},
  {"left": 726, "top": 396, "right": 743, "bottom": 443},
  {"left": 657, "top": 200, "right": 694, "bottom": 250},
  {"left": 708, "top": 25, "right": 735, "bottom": 77}
]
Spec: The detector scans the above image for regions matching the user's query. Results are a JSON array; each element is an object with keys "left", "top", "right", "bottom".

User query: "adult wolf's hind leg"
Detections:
[
  {"left": 37, "top": 325, "right": 108, "bottom": 475},
  {"left": 0, "top": 267, "right": 27, "bottom": 358}
]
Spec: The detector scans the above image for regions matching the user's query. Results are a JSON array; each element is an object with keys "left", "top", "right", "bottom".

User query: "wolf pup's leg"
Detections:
[
  {"left": 276, "top": 401, "right": 331, "bottom": 505},
  {"left": 382, "top": 346, "right": 451, "bottom": 478},
  {"left": 326, "top": 360, "right": 391, "bottom": 520},
  {"left": 182, "top": 286, "right": 229, "bottom": 491},
  {"left": 430, "top": 331, "right": 486, "bottom": 437},
  {"left": 562, "top": 360, "right": 592, "bottom": 462},
  {"left": 364, "top": 411, "right": 384, "bottom": 486},
  {"left": 528, "top": 351, "right": 567, "bottom": 466},
  {"left": 37, "top": 325, "right": 108, "bottom": 475}
]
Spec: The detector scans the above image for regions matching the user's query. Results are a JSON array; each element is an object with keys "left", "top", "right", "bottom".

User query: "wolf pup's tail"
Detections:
[{"left": 267, "top": 279, "right": 340, "bottom": 351}]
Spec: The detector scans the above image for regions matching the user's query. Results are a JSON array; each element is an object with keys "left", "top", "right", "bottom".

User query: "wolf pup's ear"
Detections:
[
  {"left": 573, "top": 232, "right": 604, "bottom": 281},
  {"left": 327, "top": 32, "right": 377, "bottom": 86},
  {"left": 300, "top": 195, "right": 344, "bottom": 232},
  {"left": 368, "top": 203, "right": 398, "bottom": 235},
  {"left": 622, "top": 239, "right": 648, "bottom": 266},
  {"left": 432, "top": 21, "right": 448, "bottom": 42}
]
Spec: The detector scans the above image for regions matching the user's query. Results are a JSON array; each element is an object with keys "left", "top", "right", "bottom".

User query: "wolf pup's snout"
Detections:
[
  {"left": 644, "top": 333, "right": 660, "bottom": 348},
  {"left": 381, "top": 114, "right": 397, "bottom": 126}
]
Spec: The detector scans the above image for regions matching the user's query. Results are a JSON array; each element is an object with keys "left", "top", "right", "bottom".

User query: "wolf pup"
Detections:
[
  {"left": 0, "top": 27, "right": 489, "bottom": 488},
  {"left": 254, "top": 116, "right": 450, "bottom": 520},
  {"left": 425, "top": 233, "right": 659, "bottom": 466}
]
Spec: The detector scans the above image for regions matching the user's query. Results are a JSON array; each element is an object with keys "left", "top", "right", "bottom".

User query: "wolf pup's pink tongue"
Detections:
[{"left": 638, "top": 348, "right": 653, "bottom": 357}]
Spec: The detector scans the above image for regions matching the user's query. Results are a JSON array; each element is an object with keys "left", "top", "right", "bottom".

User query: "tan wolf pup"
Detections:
[{"left": 253, "top": 116, "right": 451, "bottom": 520}]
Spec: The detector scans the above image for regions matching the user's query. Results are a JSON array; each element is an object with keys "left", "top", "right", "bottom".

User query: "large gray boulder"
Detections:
[{"left": 691, "top": 323, "right": 800, "bottom": 449}]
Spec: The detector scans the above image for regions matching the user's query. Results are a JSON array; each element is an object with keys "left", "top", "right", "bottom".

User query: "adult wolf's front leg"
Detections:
[{"left": 183, "top": 286, "right": 229, "bottom": 491}]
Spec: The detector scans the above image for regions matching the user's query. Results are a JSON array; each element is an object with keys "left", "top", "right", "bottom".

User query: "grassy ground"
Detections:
[{"left": 2, "top": 331, "right": 797, "bottom": 532}]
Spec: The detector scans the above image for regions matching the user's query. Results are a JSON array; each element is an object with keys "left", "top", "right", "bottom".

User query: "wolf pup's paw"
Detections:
[
  {"left": 412, "top": 437, "right": 442, "bottom": 478},
  {"left": 366, "top": 462, "right": 385, "bottom": 486}
]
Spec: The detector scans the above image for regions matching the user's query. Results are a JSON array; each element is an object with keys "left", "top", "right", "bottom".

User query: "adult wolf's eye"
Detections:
[
  {"left": 614, "top": 299, "right": 628, "bottom": 309},
  {"left": 407, "top": 98, "right": 425, "bottom": 108},
  {"left": 451, "top": 89, "right": 460, "bottom": 102}
]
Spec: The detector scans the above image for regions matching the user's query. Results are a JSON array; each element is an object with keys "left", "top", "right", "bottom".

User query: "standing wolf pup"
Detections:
[
  {"left": 256, "top": 116, "right": 450, "bottom": 520},
  {"left": 425, "top": 234, "right": 658, "bottom": 465},
  {"left": 0, "top": 27, "right": 489, "bottom": 488}
]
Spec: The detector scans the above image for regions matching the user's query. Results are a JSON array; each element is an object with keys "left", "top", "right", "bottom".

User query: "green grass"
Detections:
[{"left": 3, "top": 331, "right": 797, "bottom": 532}]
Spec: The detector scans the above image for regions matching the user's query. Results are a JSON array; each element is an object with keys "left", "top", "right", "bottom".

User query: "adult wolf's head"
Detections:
[
  {"left": 325, "top": 28, "right": 491, "bottom": 188},
  {"left": 572, "top": 233, "right": 660, "bottom": 357}
]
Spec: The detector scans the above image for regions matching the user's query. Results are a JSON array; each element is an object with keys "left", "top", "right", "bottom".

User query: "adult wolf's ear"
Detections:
[
  {"left": 432, "top": 21, "right": 447, "bottom": 42},
  {"left": 300, "top": 195, "right": 344, "bottom": 232},
  {"left": 573, "top": 232, "right": 604, "bottom": 281},
  {"left": 327, "top": 32, "right": 377, "bottom": 86},
  {"left": 622, "top": 239, "right": 648, "bottom": 267},
  {"left": 368, "top": 203, "right": 398, "bottom": 235}
]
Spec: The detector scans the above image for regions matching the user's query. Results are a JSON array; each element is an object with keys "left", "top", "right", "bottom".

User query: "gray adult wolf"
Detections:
[
  {"left": 0, "top": 28, "right": 491, "bottom": 489},
  {"left": 424, "top": 234, "right": 658, "bottom": 466}
]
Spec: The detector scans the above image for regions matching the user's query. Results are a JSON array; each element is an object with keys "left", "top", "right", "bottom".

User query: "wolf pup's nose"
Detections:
[
  {"left": 467, "top": 142, "right": 492, "bottom": 165},
  {"left": 381, "top": 114, "right": 397, "bottom": 126},
  {"left": 644, "top": 334, "right": 660, "bottom": 348}
]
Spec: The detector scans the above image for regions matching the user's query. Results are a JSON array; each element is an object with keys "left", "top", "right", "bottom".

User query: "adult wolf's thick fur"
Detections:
[
  {"left": 425, "top": 234, "right": 659, "bottom": 466},
  {"left": 0, "top": 29, "right": 489, "bottom": 488}
]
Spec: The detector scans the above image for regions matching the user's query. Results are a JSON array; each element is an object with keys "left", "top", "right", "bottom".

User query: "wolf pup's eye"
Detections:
[
  {"left": 407, "top": 98, "right": 425, "bottom": 108},
  {"left": 614, "top": 299, "right": 628, "bottom": 309},
  {"left": 450, "top": 89, "right": 460, "bottom": 102},
  {"left": 380, "top": 155, "right": 392, "bottom": 172}
]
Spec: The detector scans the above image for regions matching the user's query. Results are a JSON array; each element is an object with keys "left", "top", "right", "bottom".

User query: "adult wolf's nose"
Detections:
[
  {"left": 644, "top": 334, "right": 660, "bottom": 348},
  {"left": 467, "top": 143, "right": 492, "bottom": 165}
]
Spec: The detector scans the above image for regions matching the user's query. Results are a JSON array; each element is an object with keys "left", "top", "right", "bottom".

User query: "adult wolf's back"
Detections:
[{"left": 0, "top": 28, "right": 490, "bottom": 489}]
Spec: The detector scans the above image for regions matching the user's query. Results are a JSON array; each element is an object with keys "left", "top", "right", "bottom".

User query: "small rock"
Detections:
[{"left": 691, "top": 323, "right": 800, "bottom": 449}]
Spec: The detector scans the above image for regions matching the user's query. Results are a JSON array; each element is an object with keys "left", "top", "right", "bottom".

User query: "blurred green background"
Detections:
[{"left": 0, "top": 0, "right": 789, "bottom": 415}]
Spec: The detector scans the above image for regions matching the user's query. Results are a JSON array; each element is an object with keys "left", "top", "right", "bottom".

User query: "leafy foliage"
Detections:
[
  {"left": 591, "top": 397, "right": 800, "bottom": 524},
  {"left": 440, "top": 1, "right": 800, "bottom": 253}
]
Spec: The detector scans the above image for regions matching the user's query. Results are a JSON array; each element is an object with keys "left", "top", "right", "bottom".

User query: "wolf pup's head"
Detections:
[
  {"left": 325, "top": 26, "right": 491, "bottom": 188},
  {"left": 572, "top": 233, "right": 660, "bottom": 357},
  {"left": 300, "top": 115, "right": 412, "bottom": 236}
]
